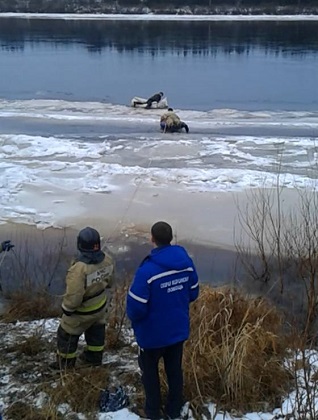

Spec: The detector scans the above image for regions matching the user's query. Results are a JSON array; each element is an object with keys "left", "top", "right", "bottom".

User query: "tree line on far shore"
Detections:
[
  {"left": 122, "top": 0, "right": 316, "bottom": 5},
  {"left": 1, "top": 0, "right": 318, "bottom": 14}
]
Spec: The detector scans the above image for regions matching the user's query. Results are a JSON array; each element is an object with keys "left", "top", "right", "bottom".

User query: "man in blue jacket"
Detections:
[{"left": 126, "top": 221, "right": 199, "bottom": 420}]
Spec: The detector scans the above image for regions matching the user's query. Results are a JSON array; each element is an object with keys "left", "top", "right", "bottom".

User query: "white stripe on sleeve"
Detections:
[
  {"left": 191, "top": 282, "right": 199, "bottom": 289},
  {"left": 128, "top": 290, "right": 148, "bottom": 304}
]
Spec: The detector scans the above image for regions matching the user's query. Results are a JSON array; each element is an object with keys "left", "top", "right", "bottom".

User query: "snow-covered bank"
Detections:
[
  {"left": 1, "top": 317, "right": 318, "bottom": 419},
  {"left": 2, "top": 13, "right": 318, "bottom": 20}
]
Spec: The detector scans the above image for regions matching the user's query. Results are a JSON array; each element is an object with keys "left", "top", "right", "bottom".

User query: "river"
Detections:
[{"left": 0, "top": 15, "right": 317, "bottom": 243}]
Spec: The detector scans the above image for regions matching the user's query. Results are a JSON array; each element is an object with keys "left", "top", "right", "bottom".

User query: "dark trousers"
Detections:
[
  {"left": 138, "top": 341, "right": 184, "bottom": 419},
  {"left": 180, "top": 122, "right": 189, "bottom": 133},
  {"left": 57, "top": 323, "right": 105, "bottom": 366},
  {"left": 145, "top": 99, "right": 155, "bottom": 109},
  {"left": 161, "top": 122, "right": 189, "bottom": 134}
]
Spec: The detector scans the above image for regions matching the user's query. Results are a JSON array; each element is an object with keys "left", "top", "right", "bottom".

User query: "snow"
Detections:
[
  {"left": 1, "top": 317, "right": 318, "bottom": 419},
  {"left": 1, "top": 13, "right": 318, "bottom": 21},
  {"left": 1, "top": 98, "right": 318, "bottom": 229}
]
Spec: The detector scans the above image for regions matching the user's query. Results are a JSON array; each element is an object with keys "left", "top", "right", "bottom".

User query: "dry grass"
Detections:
[
  {"left": 42, "top": 367, "right": 109, "bottom": 416},
  {"left": 182, "top": 285, "right": 290, "bottom": 413},
  {"left": 6, "top": 401, "right": 63, "bottom": 420},
  {"left": 111, "top": 282, "right": 291, "bottom": 415},
  {"left": 2, "top": 281, "right": 293, "bottom": 417},
  {"left": 105, "top": 278, "right": 131, "bottom": 349},
  {"left": 14, "top": 334, "right": 50, "bottom": 356},
  {"left": 2, "top": 291, "right": 60, "bottom": 322}
]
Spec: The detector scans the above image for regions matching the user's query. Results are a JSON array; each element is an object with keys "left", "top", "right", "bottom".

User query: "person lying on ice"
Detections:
[
  {"left": 0, "top": 240, "right": 14, "bottom": 252},
  {"left": 133, "top": 92, "right": 164, "bottom": 109},
  {"left": 160, "top": 108, "right": 189, "bottom": 133},
  {"left": 51, "top": 227, "right": 115, "bottom": 370}
]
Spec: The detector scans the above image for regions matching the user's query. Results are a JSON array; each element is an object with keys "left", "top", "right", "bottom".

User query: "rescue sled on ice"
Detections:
[{"left": 130, "top": 96, "right": 169, "bottom": 109}]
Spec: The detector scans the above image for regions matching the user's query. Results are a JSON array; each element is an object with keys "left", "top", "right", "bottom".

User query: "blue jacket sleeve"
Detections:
[
  {"left": 189, "top": 263, "right": 199, "bottom": 302},
  {"left": 126, "top": 266, "right": 150, "bottom": 322}
]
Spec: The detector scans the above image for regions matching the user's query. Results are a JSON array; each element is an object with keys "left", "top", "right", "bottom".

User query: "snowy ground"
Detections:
[
  {"left": 1, "top": 13, "right": 318, "bottom": 21},
  {"left": 1, "top": 318, "right": 318, "bottom": 419}
]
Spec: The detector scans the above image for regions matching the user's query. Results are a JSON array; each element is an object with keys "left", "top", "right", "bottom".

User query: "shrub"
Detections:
[
  {"left": 183, "top": 286, "right": 290, "bottom": 413},
  {"left": 2, "top": 291, "right": 60, "bottom": 323}
]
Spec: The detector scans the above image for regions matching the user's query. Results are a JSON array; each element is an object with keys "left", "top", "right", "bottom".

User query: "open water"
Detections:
[{"left": 0, "top": 15, "right": 317, "bottom": 226}]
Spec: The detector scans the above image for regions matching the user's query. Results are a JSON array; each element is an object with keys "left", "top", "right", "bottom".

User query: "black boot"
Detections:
[
  {"left": 181, "top": 122, "right": 189, "bottom": 133},
  {"left": 79, "top": 350, "right": 102, "bottom": 366},
  {"left": 49, "top": 355, "right": 76, "bottom": 370}
]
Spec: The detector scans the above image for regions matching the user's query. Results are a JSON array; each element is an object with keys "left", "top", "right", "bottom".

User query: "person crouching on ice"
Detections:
[
  {"left": 51, "top": 227, "right": 114, "bottom": 370},
  {"left": 160, "top": 108, "right": 189, "bottom": 133}
]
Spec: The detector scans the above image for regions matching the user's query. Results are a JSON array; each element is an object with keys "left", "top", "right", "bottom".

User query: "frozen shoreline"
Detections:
[
  {"left": 1, "top": 183, "right": 312, "bottom": 304},
  {"left": 0, "top": 182, "right": 310, "bottom": 250},
  {"left": 1, "top": 13, "right": 318, "bottom": 21}
]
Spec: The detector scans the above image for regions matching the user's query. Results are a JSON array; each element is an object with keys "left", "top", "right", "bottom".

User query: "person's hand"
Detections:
[{"left": 1, "top": 240, "right": 14, "bottom": 252}]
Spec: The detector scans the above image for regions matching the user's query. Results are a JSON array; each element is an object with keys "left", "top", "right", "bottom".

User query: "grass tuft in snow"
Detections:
[
  {"left": 2, "top": 291, "right": 60, "bottom": 322},
  {"left": 105, "top": 278, "right": 131, "bottom": 350},
  {"left": 42, "top": 367, "right": 110, "bottom": 415},
  {"left": 6, "top": 400, "right": 63, "bottom": 420},
  {"left": 183, "top": 285, "right": 290, "bottom": 414},
  {"left": 14, "top": 334, "right": 52, "bottom": 356}
]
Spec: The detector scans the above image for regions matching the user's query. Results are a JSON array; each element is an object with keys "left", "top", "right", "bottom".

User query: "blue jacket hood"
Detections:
[{"left": 147, "top": 244, "right": 192, "bottom": 271}]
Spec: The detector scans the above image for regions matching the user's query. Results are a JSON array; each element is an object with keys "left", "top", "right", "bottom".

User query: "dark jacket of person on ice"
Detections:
[
  {"left": 133, "top": 92, "right": 164, "bottom": 109},
  {"left": 0, "top": 241, "right": 14, "bottom": 253},
  {"left": 145, "top": 92, "right": 164, "bottom": 109},
  {"left": 126, "top": 221, "right": 199, "bottom": 420}
]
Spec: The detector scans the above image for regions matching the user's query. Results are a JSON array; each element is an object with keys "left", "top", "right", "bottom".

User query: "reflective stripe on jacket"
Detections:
[
  {"left": 126, "top": 244, "right": 199, "bottom": 349},
  {"left": 62, "top": 252, "right": 114, "bottom": 315}
]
